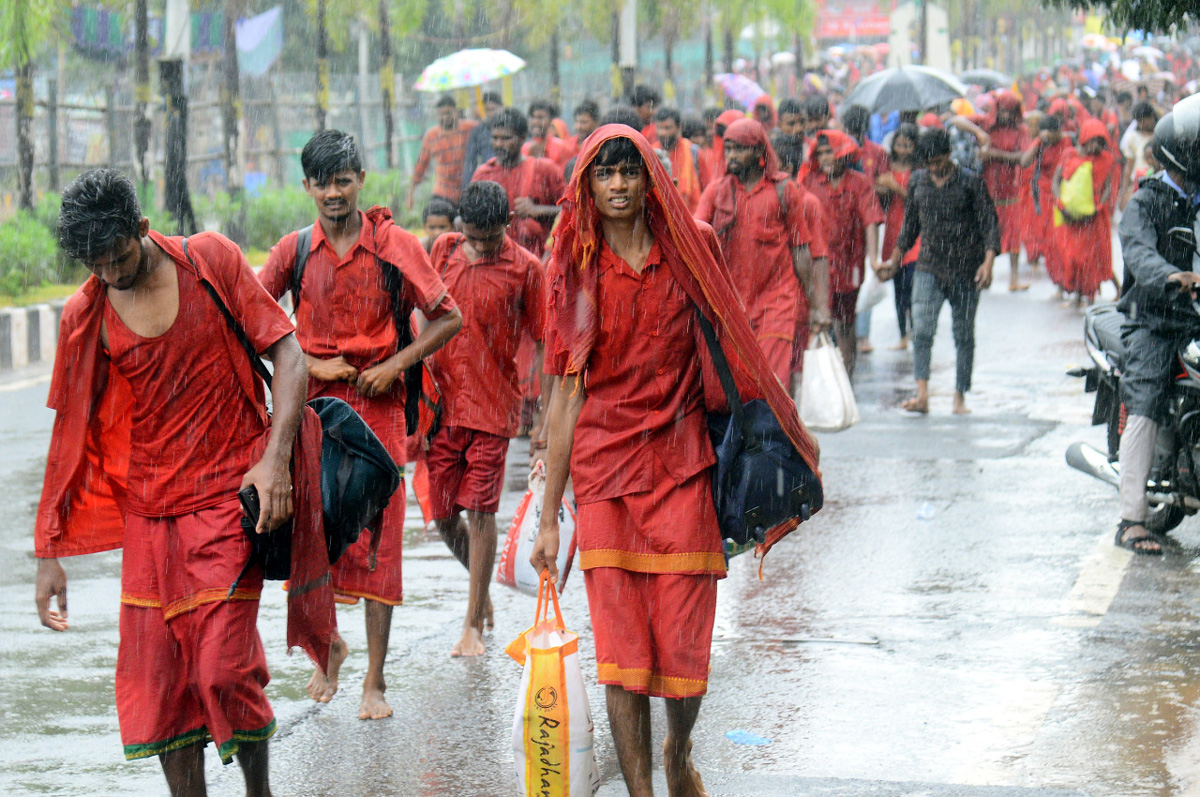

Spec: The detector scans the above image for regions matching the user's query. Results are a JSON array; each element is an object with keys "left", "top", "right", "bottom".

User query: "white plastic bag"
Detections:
[
  {"left": 507, "top": 572, "right": 601, "bottom": 797},
  {"left": 855, "top": 264, "right": 887, "bottom": 315},
  {"left": 798, "top": 333, "right": 860, "bottom": 432},
  {"left": 496, "top": 460, "right": 578, "bottom": 596}
]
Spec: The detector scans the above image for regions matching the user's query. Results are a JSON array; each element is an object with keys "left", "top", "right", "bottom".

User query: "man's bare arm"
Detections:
[
  {"left": 793, "top": 245, "right": 830, "bottom": 333},
  {"left": 530, "top": 374, "right": 585, "bottom": 583},
  {"left": 355, "top": 307, "right": 463, "bottom": 398}
]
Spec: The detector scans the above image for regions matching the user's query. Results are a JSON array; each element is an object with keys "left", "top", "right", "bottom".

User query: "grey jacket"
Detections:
[{"left": 1118, "top": 174, "right": 1200, "bottom": 334}]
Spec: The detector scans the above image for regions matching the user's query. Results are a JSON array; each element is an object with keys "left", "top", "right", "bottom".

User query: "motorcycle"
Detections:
[{"left": 1066, "top": 294, "right": 1200, "bottom": 534}]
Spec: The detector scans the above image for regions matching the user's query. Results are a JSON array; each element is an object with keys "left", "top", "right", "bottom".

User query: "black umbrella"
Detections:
[
  {"left": 960, "top": 68, "right": 1013, "bottom": 91},
  {"left": 842, "top": 66, "right": 967, "bottom": 116}
]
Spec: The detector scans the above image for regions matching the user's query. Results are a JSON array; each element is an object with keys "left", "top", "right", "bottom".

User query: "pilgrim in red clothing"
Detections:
[
  {"left": 655, "top": 106, "right": 703, "bottom": 211},
  {"left": 426, "top": 180, "right": 547, "bottom": 657},
  {"left": 753, "top": 94, "right": 778, "bottom": 131},
  {"left": 791, "top": 182, "right": 834, "bottom": 378},
  {"left": 877, "top": 124, "right": 922, "bottom": 348},
  {"left": 695, "top": 118, "right": 817, "bottom": 384},
  {"left": 1022, "top": 115, "right": 1076, "bottom": 290},
  {"left": 259, "top": 130, "right": 462, "bottom": 721},
  {"left": 702, "top": 109, "right": 749, "bottom": 184},
  {"left": 36, "top": 171, "right": 330, "bottom": 791},
  {"left": 531, "top": 124, "right": 819, "bottom": 795},
  {"left": 982, "top": 91, "right": 1033, "bottom": 290},
  {"left": 801, "top": 128, "right": 884, "bottom": 374},
  {"left": 471, "top": 108, "right": 565, "bottom": 259},
  {"left": 1056, "top": 120, "right": 1118, "bottom": 303}
]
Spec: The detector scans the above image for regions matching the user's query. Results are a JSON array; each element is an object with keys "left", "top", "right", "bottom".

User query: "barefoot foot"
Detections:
[
  {"left": 358, "top": 684, "right": 393, "bottom": 720},
  {"left": 664, "top": 737, "right": 709, "bottom": 797},
  {"left": 450, "top": 625, "right": 486, "bottom": 657},
  {"left": 952, "top": 398, "right": 972, "bottom": 415},
  {"left": 901, "top": 396, "right": 929, "bottom": 414},
  {"left": 1009, "top": 282, "right": 1030, "bottom": 292},
  {"left": 888, "top": 337, "right": 908, "bottom": 351},
  {"left": 307, "top": 636, "right": 348, "bottom": 702}
]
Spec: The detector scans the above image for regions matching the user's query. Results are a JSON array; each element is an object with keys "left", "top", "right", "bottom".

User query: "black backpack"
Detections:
[
  {"left": 291, "top": 223, "right": 431, "bottom": 437},
  {"left": 181, "top": 238, "right": 402, "bottom": 586}
]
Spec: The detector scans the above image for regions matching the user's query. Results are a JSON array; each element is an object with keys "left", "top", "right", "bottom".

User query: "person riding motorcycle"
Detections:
[{"left": 1115, "top": 93, "right": 1200, "bottom": 554}]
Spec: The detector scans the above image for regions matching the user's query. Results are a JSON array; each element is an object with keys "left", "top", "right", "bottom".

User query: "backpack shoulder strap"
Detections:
[
  {"left": 290, "top": 224, "right": 314, "bottom": 311},
  {"left": 776, "top": 178, "right": 789, "bottom": 222},
  {"left": 183, "top": 236, "right": 274, "bottom": 389}
]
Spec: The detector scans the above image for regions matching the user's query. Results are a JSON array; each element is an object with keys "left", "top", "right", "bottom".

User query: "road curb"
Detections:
[{"left": 0, "top": 302, "right": 66, "bottom": 372}]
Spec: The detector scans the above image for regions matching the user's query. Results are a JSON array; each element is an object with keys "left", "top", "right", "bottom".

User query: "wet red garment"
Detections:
[
  {"left": 36, "top": 231, "right": 334, "bottom": 670},
  {"left": 802, "top": 166, "right": 884, "bottom": 294},
  {"left": 642, "top": 121, "right": 660, "bottom": 148},
  {"left": 104, "top": 263, "right": 286, "bottom": 518},
  {"left": 426, "top": 425, "right": 509, "bottom": 517},
  {"left": 546, "top": 124, "right": 820, "bottom": 555},
  {"left": 697, "top": 146, "right": 718, "bottom": 189},
  {"left": 753, "top": 94, "right": 778, "bottom": 131},
  {"left": 521, "top": 135, "right": 574, "bottom": 168},
  {"left": 259, "top": 207, "right": 455, "bottom": 377},
  {"left": 858, "top": 138, "right": 890, "bottom": 182},
  {"left": 667, "top": 134, "right": 702, "bottom": 212},
  {"left": 708, "top": 109, "right": 749, "bottom": 181},
  {"left": 1029, "top": 137, "right": 1077, "bottom": 286},
  {"left": 695, "top": 121, "right": 812, "bottom": 359},
  {"left": 983, "top": 121, "right": 1030, "bottom": 252},
  {"left": 881, "top": 167, "right": 920, "bottom": 265},
  {"left": 472, "top": 156, "right": 566, "bottom": 258},
  {"left": 1058, "top": 147, "right": 1117, "bottom": 298},
  {"left": 428, "top": 233, "right": 546, "bottom": 438},
  {"left": 117, "top": 499, "right": 273, "bottom": 763},
  {"left": 791, "top": 184, "right": 831, "bottom": 376}
]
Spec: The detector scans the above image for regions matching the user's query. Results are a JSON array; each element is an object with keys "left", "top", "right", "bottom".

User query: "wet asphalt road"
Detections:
[{"left": 6, "top": 262, "right": 1200, "bottom": 796}]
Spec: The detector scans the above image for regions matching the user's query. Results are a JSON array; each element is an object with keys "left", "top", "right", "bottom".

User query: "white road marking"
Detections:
[{"left": 1052, "top": 530, "right": 1132, "bottom": 627}]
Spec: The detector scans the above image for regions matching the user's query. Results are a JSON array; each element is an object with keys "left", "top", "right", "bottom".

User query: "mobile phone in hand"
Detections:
[{"left": 238, "top": 485, "right": 261, "bottom": 524}]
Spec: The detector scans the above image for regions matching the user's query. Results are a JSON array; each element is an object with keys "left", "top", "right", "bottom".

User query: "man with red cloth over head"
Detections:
[
  {"left": 1020, "top": 115, "right": 1076, "bottom": 296},
  {"left": 1054, "top": 119, "right": 1120, "bottom": 306},
  {"left": 471, "top": 107, "right": 565, "bottom": 259},
  {"left": 696, "top": 118, "right": 827, "bottom": 385},
  {"left": 980, "top": 90, "right": 1033, "bottom": 291},
  {"left": 426, "top": 180, "right": 548, "bottom": 657},
  {"left": 259, "top": 130, "right": 463, "bottom": 720},
  {"left": 802, "top": 128, "right": 885, "bottom": 375},
  {"left": 36, "top": 169, "right": 329, "bottom": 793},
  {"left": 530, "top": 123, "right": 820, "bottom": 797}
]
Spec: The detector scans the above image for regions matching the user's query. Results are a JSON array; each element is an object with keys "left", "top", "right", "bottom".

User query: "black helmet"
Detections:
[{"left": 1154, "top": 93, "right": 1200, "bottom": 181}]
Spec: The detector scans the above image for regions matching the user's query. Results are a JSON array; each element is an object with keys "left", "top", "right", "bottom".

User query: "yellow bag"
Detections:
[{"left": 1054, "top": 161, "right": 1096, "bottom": 226}]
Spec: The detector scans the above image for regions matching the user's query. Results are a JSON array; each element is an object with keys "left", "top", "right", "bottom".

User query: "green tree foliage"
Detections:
[{"left": 1043, "top": 0, "right": 1200, "bottom": 33}]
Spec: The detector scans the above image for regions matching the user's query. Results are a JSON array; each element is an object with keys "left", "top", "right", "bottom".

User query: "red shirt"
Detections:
[
  {"left": 259, "top": 211, "right": 455, "bottom": 375},
  {"left": 982, "top": 123, "right": 1031, "bottom": 203},
  {"left": 802, "top": 168, "right": 884, "bottom": 294},
  {"left": 549, "top": 241, "right": 713, "bottom": 505},
  {"left": 858, "top": 139, "right": 891, "bottom": 183},
  {"left": 472, "top": 156, "right": 566, "bottom": 258},
  {"left": 881, "top": 168, "right": 920, "bottom": 264},
  {"left": 427, "top": 233, "right": 546, "bottom": 438},
  {"left": 106, "top": 232, "right": 294, "bottom": 517},
  {"left": 695, "top": 176, "right": 811, "bottom": 341},
  {"left": 797, "top": 183, "right": 830, "bottom": 261},
  {"left": 1031, "top": 137, "right": 1075, "bottom": 199},
  {"left": 521, "top": 135, "right": 574, "bottom": 168},
  {"left": 412, "top": 120, "right": 477, "bottom": 202}
]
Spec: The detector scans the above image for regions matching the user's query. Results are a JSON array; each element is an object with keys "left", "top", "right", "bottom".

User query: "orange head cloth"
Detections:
[
  {"left": 803, "top": 128, "right": 860, "bottom": 178},
  {"left": 752, "top": 94, "right": 778, "bottom": 131},
  {"left": 723, "top": 118, "right": 784, "bottom": 175},
  {"left": 545, "top": 124, "right": 821, "bottom": 554}
]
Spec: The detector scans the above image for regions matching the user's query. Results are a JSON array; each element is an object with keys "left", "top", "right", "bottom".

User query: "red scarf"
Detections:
[{"left": 546, "top": 124, "right": 821, "bottom": 553}]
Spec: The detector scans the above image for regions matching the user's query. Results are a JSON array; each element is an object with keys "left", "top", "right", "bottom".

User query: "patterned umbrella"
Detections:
[
  {"left": 413, "top": 48, "right": 526, "bottom": 92},
  {"left": 714, "top": 73, "right": 769, "bottom": 110}
]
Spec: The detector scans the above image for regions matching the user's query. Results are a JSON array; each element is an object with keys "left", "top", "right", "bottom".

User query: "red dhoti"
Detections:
[
  {"left": 757, "top": 335, "right": 794, "bottom": 386},
  {"left": 1060, "top": 213, "right": 1113, "bottom": 298},
  {"left": 117, "top": 499, "right": 274, "bottom": 763},
  {"left": 310, "top": 379, "right": 407, "bottom": 606},
  {"left": 995, "top": 199, "right": 1023, "bottom": 253},
  {"left": 576, "top": 470, "right": 725, "bottom": 698}
]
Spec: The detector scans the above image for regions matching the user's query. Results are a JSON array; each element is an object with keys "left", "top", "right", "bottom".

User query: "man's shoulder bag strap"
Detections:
[{"left": 289, "top": 224, "right": 314, "bottom": 313}]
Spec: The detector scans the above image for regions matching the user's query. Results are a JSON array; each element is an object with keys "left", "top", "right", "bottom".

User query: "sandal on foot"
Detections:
[{"left": 1115, "top": 520, "right": 1163, "bottom": 556}]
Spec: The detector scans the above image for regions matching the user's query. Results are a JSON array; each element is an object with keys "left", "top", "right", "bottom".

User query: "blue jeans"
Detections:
[
  {"left": 911, "top": 270, "right": 980, "bottom": 393},
  {"left": 893, "top": 264, "right": 915, "bottom": 338}
]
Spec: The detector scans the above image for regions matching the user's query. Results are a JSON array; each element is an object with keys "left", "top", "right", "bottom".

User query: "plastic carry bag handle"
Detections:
[{"left": 533, "top": 569, "right": 566, "bottom": 633}]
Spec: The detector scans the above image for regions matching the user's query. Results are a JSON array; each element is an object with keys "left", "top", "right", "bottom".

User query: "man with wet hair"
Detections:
[
  {"left": 427, "top": 180, "right": 547, "bottom": 656},
  {"left": 36, "top": 168, "right": 318, "bottom": 794},
  {"left": 654, "top": 105, "right": 702, "bottom": 210},
  {"left": 803, "top": 95, "right": 832, "bottom": 139},
  {"left": 471, "top": 107, "right": 565, "bottom": 259},
  {"left": 571, "top": 99, "right": 601, "bottom": 149},
  {"left": 259, "top": 129, "right": 463, "bottom": 719},
  {"left": 696, "top": 118, "right": 824, "bottom": 384},
  {"left": 532, "top": 125, "right": 818, "bottom": 797},
  {"left": 523, "top": 98, "right": 573, "bottom": 168},
  {"left": 884, "top": 128, "right": 998, "bottom": 415},
  {"left": 631, "top": 84, "right": 662, "bottom": 144},
  {"left": 407, "top": 94, "right": 475, "bottom": 208},
  {"left": 778, "top": 97, "right": 805, "bottom": 137},
  {"left": 421, "top": 196, "right": 458, "bottom": 254},
  {"left": 460, "top": 91, "right": 504, "bottom": 196}
]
